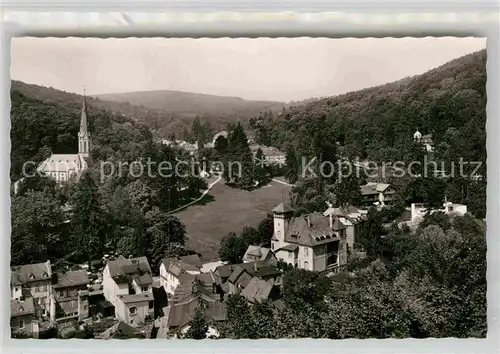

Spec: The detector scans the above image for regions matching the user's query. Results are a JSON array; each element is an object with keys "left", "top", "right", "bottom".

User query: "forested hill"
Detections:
[
  {"left": 11, "top": 81, "right": 284, "bottom": 139},
  {"left": 97, "top": 90, "right": 284, "bottom": 118},
  {"left": 254, "top": 49, "right": 487, "bottom": 165}
]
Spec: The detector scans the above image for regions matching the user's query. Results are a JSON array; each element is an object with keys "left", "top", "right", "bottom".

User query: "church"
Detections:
[{"left": 37, "top": 97, "right": 91, "bottom": 183}]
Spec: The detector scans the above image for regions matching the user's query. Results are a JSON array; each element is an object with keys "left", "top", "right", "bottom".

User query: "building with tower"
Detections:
[
  {"left": 270, "top": 203, "right": 348, "bottom": 273},
  {"left": 413, "top": 129, "right": 434, "bottom": 152},
  {"left": 37, "top": 97, "right": 91, "bottom": 183}
]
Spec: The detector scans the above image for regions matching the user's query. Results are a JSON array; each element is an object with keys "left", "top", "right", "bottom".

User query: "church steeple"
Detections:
[{"left": 78, "top": 91, "right": 91, "bottom": 158}]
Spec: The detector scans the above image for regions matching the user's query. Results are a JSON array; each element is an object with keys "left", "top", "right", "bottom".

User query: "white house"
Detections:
[
  {"left": 159, "top": 255, "right": 202, "bottom": 296},
  {"left": 270, "top": 203, "right": 348, "bottom": 273}
]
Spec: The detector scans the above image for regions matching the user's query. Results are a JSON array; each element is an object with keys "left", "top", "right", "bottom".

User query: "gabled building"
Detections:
[
  {"left": 360, "top": 182, "right": 396, "bottom": 206},
  {"left": 242, "top": 245, "right": 276, "bottom": 263},
  {"left": 10, "top": 261, "right": 54, "bottom": 321},
  {"left": 270, "top": 203, "right": 348, "bottom": 273},
  {"left": 102, "top": 256, "right": 154, "bottom": 327},
  {"left": 157, "top": 279, "right": 227, "bottom": 339},
  {"left": 159, "top": 254, "right": 202, "bottom": 296},
  {"left": 52, "top": 269, "right": 89, "bottom": 321},
  {"left": 224, "top": 261, "right": 282, "bottom": 298},
  {"left": 10, "top": 297, "right": 38, "bottom": 338}
]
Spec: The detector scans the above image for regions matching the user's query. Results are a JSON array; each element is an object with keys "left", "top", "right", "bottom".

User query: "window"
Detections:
[
  {"left": 129, "top": 307, "right": 137, "bottom": 315},
  {"left": 149, "top": 301, "right": 154, "bottom": 309},
  {"left": 271, "top": 243, "right": 274, "bottom": 250},
  {"left": 15, "top": 287, "right": 19, "bottom": 292},
  {"left": 304, "top": 247, "right": 309, "bottom": 257},
  {"left": 28, "top": 273, "right": 35, "bottom": 280},
  {"left": 19, "top": 320, "right": 25, "bottom": 329},
  {"left": 304, "top": 261, "right": 309, "bottom": 270},
  {"left": 141, "top": 286, "right": 148, "bottom": 292},
  {"left": 58, "top": 291, "right": 64, "bottom": 297},
  {"left": 39, "top": 284, "right": 46, "bottom": 292},
  {"left": 288, "top": 251, "right": 292, "bottom": 259}
]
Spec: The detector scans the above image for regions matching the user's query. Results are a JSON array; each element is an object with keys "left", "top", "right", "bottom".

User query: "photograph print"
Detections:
[{"left": 9, "top": 37, "right": 487, "bottom": 339}]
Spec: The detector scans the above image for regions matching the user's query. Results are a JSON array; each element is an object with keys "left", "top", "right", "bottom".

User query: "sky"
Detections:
[{"left": 10, "top": 37, "right": 486, "bottom": 102}]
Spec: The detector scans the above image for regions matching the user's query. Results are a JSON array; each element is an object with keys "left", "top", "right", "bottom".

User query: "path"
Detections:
[
  {"left": 271, "top": 178, "right": 294, "bottom": 187},
  {"left": 166, "top": 176, "right": 222, "bottom": 215}
]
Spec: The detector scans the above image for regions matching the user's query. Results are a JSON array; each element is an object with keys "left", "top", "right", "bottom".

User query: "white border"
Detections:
[{"left": 1, "top": 2, "right": 499, "bottom": 353}]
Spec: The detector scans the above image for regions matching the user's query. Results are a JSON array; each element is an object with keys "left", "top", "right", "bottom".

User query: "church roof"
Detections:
[{"left": 37, "top": 154, "right": 85, "bottom": 174}]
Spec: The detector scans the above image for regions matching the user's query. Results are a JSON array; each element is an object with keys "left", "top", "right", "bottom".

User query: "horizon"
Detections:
[{"left": 11, "top": 37, "right": 486, "bottom": 102}]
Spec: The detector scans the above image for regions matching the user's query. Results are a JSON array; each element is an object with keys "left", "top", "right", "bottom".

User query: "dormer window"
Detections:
[
  {"left": 28, "top": 273, "right": 35, "bottom": 280},
  {"left": 19, "top": 307, "right": 24, "bottom": 312},
  {"left": 42, "top": 272, "right": 48, "bottom": 278}
]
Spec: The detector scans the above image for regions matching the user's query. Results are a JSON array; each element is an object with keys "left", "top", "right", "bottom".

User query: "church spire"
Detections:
[
  {"left": 80, "top": 93, "right": 88, "bottom": 134},
  {"left": 78, "top": 88, "right": 91, "bottom": 158}
]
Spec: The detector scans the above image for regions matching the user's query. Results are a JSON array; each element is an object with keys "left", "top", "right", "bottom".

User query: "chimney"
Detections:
[
  {"left": 329, "top": 214, "right": 333, "bottom": 229},
  {"left": 307, "top": 215, "right": 311, "bottom": 227}
]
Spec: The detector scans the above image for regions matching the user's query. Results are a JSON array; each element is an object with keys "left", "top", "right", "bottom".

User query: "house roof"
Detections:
[
  {"left": 162, "top": 255, "right": 202, "bottom": 278},
  {"left": 195, "top": 272, "right": 216, "bottom": 287},
  {"left": 97, "top": 321, "right": 145, "bottom": 339},
  {"left": 323, "top": 207, "right": 347, "bottom": 217},
  {"left": 53, "top": 269, "right": 89, "bottom": 288},
  {"left": 167, "top": 298, "right": 199, "bottom": 328},
  {"left": 240, "top": 277, "right": 273, "bottom": 303},
  {"left": 283, "top": 213, "right": 341, "bottom": 246},
  {"left": 179, "top": 254, "right": 202, "bottom": 268},
  {"left": 107, "top": 256, "right": 152, "bottom": 285},
  {"left": 166, "top": 298, "right": 227, "bottom": 330},
  {"left": 272, "top": 202, "right": 294, "bottom": 214},
  {"left": 243, "top": 245, "right": 272, "bottom": 262},
  {"left": 11, "top": 297, "right": 35, "bottom": 317},
  {"left": 133, "top": 273, "right": 154, "bottom": 286},
  {"left": 11, "top": 261, "right": 52, "bottom": 286},
  {"left": 118, "top": 293, "right": 153, "bottom": 304},
  {"left": 215, "top": 264, "right": 232, "bottom": 278},
  {"left": 360, "top": 182, "right": 394, "bottom": 195}
]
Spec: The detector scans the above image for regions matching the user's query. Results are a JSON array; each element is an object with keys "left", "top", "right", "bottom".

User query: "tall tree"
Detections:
[{"left": 70, "top": 171, "right": 108, "bottom": 270}]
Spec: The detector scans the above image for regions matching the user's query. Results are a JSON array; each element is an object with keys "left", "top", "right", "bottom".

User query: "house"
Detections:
[
  {"left": 37, "top": 97, "right": 90, "bottom": 183},
  {"left": 115, "top": 293, "right": 154, "bottom": 327},
  {"left": 102, "top": 256, "right": 154, "bottom": 326},
  {"left": 270, "top": 203, "right": 348, "bottom": 273},
  {"left": 360, "top": 182, "right": 396, "bottom": 206},
  {"left": 159, "top": 254, "right": 202, "bottom": 296},
  {"left": 323, "top": 205, "right": 367, "bottom": 250},
  {"left": 52, "top": 269, "right": 89, "bottom": 321},
  {"left": 414, "top": 129, "right": 434, "bottom": 152},
  {"left": 225, "top": 261, "right": 282, "bottom": 298},
  {"left": 240, "top": 277, "right": 279, "bottom": 304},
  {"left": 242, "top": 245, "right": 277, "bottom": 263},
  {"left": 157, "top": 295, "right": 227, "bottom": 338},
  {"left": 11, "top": 297, "right": 38, "bottom": 338},
  {"left": 11, "top": 261, "right": 54, "bottom": 321}
]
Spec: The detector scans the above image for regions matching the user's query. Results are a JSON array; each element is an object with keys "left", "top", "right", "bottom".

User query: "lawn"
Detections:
[{"left": 174, "top": 179, "right": 291, "bottom": 261}]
